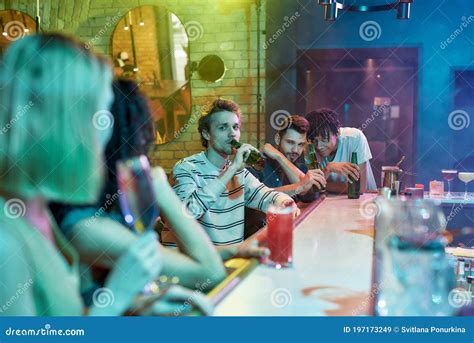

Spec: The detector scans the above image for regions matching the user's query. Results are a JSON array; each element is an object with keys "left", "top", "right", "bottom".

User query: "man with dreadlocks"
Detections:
[{"left": 305, "top": 108, "right": 377, "bottom": 193}]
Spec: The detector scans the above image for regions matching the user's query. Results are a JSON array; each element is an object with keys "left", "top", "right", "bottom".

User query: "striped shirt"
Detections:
[{"left": 169, "top": 152, "right": 291, "bottom": 246}]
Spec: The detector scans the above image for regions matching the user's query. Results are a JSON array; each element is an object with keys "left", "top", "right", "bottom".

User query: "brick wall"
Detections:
[{"left": 1, "top": 0, "right": 267, "bottom": 173}]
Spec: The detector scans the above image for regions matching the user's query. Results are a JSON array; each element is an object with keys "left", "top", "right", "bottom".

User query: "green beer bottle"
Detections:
[
  {"left": 306, "top": 143, "right": 317, "bottom": 170},
  {"left": 347, "top": 152, "right": 360, "bottom": 199},
  {"left": 306, "top": 143, "right": 326, "bottom": 193},
  {"left": 230, "top": 139, "right": 264, "bottom": 171}
]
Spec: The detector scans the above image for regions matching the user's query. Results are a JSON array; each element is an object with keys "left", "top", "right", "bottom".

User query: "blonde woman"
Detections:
[{"left": 0, "top": 34, "right": 197, "bottom": 316}]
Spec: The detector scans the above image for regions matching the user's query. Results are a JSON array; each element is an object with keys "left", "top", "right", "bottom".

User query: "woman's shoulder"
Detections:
[
  {"left": 0, "top": 224, "right": 25, "bottom": 256},
  {"left": 0, "top": 221, "right": 32, "bottom": 276}
]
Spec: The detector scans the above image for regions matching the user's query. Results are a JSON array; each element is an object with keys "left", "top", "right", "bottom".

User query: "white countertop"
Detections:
[{"left": 214, "top": 194, "right": 377, "bottom": 316}]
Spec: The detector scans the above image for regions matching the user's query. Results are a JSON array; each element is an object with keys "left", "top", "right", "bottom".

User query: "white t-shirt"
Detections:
[{"left": 319, "top": 127, "right": 377, "bottom": 191}]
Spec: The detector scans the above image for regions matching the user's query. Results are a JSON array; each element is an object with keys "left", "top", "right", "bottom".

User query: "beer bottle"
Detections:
[
  {"left": 230, "top": 140, "right": 264, "bottom": 171},
  {"left": 347, "top": 152, "right": 360, "bottom": 199},
  {"left": 306, "top": 143, "right": 326, "bottom": 193}
]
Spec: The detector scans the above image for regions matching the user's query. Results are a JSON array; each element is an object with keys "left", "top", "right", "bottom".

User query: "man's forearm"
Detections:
[
  {"left": 66, "top": 218, "right": 137, "bottom": 268},
  {"left": 274, "top": 183, "right": 303, "bottom": 197},
  {"left": 275, "top": 155, "right": 305, "bottom": 183}
]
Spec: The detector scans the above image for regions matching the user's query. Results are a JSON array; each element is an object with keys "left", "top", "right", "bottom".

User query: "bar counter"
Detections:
[{"left": 212, "top": 193, "right": 378, "bottom": 316}]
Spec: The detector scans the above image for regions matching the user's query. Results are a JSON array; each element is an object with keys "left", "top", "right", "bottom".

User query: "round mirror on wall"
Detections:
[
  {"left": 0, "top": 10, "right": 37, "bottom": 55},
  {"left": 198, "top": 55, "right": 226, "bottom": 83},
  {"left": 111, "top": 5, "right": 191, "bottom": 145}
]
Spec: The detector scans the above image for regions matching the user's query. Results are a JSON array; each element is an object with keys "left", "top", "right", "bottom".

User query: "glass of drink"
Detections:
[
  {"left": 266, "top": 202, "right": 296, "bottom": 269},
  {"left": 441, "top": 169, "right": 458, "bottom": 198},
  {"left": 117, "top": 155, "right": 160, "bottom": 234},
  {"left": 375, "top": 198, "right": 455, "bottom": 316},
  {"left": 458, "top": 172, "right": 474, "bottom": 200}
]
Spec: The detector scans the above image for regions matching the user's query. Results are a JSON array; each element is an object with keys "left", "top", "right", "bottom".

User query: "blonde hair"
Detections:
[{"left": 0, "top": 33, "right": 112, "bottom": 203}]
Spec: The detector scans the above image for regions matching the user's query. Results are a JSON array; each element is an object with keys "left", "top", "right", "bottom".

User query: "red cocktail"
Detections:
[
  {"left": 441, "top": 169, "right": 458, "bottom": 198},
  {"left": 266, "top": 203, "right": 296, "bottom": 268}
]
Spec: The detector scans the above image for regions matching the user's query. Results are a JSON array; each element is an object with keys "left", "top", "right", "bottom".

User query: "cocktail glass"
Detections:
[
  {"left": 441, "top": 169, "right": 458, "bottom": 198},
  {"left": 458, "top": 172, "right": 474, "bottom": 200}
]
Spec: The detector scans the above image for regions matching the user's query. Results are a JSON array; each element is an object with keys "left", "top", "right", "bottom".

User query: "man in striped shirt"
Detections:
[{"left": 171, "top": 99, "right": 295, "bottom": 247}]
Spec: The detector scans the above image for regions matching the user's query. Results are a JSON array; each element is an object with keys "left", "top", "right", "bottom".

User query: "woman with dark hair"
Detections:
[
  {"left": 101, "top": 79, "right": 156, "bottom": 208},
  {"left": 50, "top": 79, "right": 225, "bottom": 315},
  {"left": 52, "top": 80, "right": 156, "bottom": 226}
]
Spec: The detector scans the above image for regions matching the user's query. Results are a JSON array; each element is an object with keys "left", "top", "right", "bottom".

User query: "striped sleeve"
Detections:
[
  {"left": 243, "top": 169, "right": 292, "bottom": 212},
  {"left": 172, "top": 160, "right": 226, "bottom": 219}
]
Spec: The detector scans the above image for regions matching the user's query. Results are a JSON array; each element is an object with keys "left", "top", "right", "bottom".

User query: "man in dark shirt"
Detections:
[
  {"left": 250, "top": 114, "right": 325, "bottom": 201},
  {"left": 245, "top": 115, "right": 326, "bottom": 237}
]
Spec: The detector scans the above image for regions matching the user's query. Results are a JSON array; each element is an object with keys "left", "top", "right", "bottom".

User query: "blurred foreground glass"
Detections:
[
  {"left": 266, "top": 202, "right": 296, "bottom": 269},
  {"left": 374, "top": 197, "right": 456, "bottom": 316},
  {"left": 116, "top": 156, "right": 179, "bottom": 299},
  {"left": 117, "top": 155, "right": 160, "bottom": 234}
]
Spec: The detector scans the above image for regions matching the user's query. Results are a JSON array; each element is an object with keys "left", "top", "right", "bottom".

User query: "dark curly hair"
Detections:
[
  {"left": 49, "top": 79, "right": 155, "bottom": 225},
  {"left": 100, "top": 79, "right": 156, "bottom": 206},
  {"left": 305, "top": 108, "right": 341, "bottom": 142},
  {"left": 198, "top": 98, "right": 241, "bottom": 147}
]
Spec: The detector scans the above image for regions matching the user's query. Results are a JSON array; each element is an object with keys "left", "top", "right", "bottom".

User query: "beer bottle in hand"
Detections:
[
  {"left": 305, "top": 143, "right": 326, "bottom": 193},
  {"left": 230, "top": 140, "right": 264, "bottom": 171},
  {"left": 347, "top": 152, "right": 360, "bottom": 199}
]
